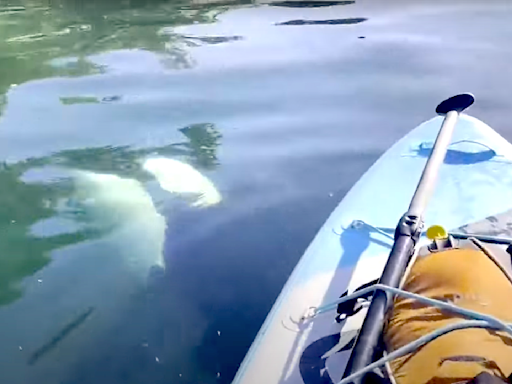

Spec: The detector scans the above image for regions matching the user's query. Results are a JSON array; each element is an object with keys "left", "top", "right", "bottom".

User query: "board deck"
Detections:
[{"left": 234, "top": 114, "right": 512, "bottom": 384}]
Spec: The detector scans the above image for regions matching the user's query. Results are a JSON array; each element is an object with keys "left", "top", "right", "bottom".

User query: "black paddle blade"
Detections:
[{"left": 436, "top": 93, "right": 475, "bottom": 115}]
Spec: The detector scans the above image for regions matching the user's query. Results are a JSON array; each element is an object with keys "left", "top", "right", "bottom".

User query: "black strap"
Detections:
[{"left": 336, "top": 279, "right": 379, "bottom": 323}]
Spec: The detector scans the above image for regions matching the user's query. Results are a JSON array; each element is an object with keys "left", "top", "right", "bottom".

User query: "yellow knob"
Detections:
[{"left": 426, "top": 225, "right": 447, "bottom": 240}]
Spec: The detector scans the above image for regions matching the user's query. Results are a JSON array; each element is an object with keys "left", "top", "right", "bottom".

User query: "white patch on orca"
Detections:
[
  {"left": 143, "top": 157, "right": 222, "bottom": 208},
  {"left": 71, "top": 170, "right": 166, "bottom": 272},
  {"left": 62, "top": 159, "right": 220, "bottom": 277}
]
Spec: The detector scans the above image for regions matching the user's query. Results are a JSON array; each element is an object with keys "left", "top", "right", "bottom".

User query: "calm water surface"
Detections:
[{"left": 2, "top": 0, "right": 512, "bottom": 383}]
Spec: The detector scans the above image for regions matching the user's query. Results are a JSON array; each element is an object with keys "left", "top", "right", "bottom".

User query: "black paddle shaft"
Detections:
[{"left": 342, "top": 214, "right": 421, "bottom": 383}]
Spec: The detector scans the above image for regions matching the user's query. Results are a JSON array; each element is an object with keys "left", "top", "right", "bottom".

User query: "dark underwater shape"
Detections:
[
  {"left": 182, "top": 35, "right": 244, "bottom": 45},
  {"left": 276, "top": 17, "right": 367, "bottom": 25},
  {"left": 269, "top": 0, "right": 354, "bottom": 8},
  {"left": 28, "top": 307, "right": 95, "bottom": 365}
]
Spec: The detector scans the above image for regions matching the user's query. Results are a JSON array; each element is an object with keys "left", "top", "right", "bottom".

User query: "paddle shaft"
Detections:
[
  {"left": 408, "top": 110, "right": 459, "bottom": 217},
  {"left": 342, "top": 110, "right": 461, "bottom": 382}
]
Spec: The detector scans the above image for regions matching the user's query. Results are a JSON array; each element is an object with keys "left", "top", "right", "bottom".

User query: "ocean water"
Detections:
[{"left": 1, "top": 0, "right": 512, "bottom": 383}]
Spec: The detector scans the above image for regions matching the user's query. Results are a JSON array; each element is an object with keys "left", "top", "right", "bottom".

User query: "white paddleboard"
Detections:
[{"left": 233, "top": 114, "right": 512, "bottom": 384}]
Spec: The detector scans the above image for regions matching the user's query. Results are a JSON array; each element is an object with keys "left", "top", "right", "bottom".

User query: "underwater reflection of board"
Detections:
[{"left": 233, "top": 114, "right": 512, "bottom": 384}]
